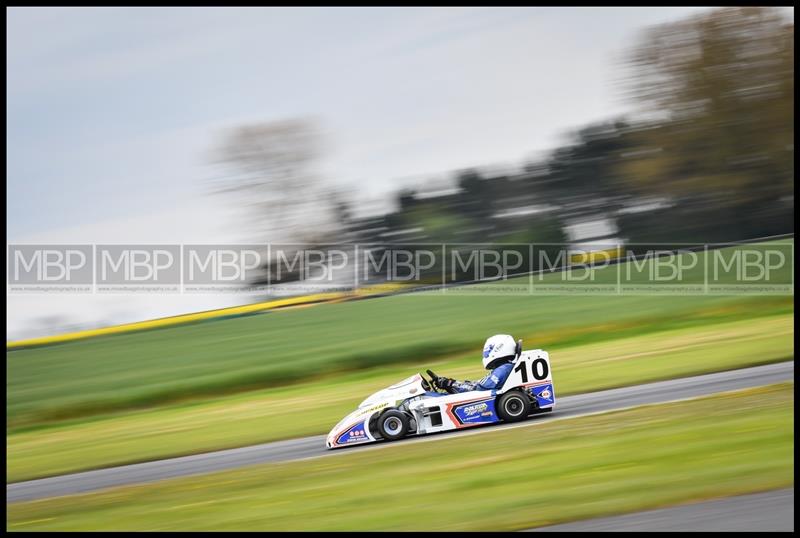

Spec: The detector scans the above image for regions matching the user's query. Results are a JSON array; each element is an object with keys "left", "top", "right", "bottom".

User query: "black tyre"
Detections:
[
  {"left": 496, "top": 391, "right": 531, "bottom": 422},
  {"left": 377, "top": 410, "right": 411, "bottom": 441}
]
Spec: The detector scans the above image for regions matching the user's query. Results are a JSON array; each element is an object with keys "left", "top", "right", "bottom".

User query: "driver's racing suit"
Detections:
[{"left": 448, "top": 362, "right": 514, "bottom": 393}]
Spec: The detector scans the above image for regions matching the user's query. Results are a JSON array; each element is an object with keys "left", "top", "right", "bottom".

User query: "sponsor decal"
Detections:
[
  {"left": 336, "top": 421, "right": 370, "bottom": 445},
  {"left": 358, "top": 402, "right": 388, "bottom": 416},
  {"left": 532, "top": 384, "right": 555, "bottom": 406},
  {"left": 463, "top": 402, "right": 488, "bottom": 416},
  {"left": 483, "top": 343, "right": 495, "bottom": 358},
  {"left": 449, "top": 399, "right": 498, "bottom": 426}
]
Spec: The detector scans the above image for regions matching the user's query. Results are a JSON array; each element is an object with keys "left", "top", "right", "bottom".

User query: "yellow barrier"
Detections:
[
  {"left": 7, "top": 281, "right": 431, "bottom": 350},
  {"left": 351, "top": 282, "right": 412, "bottom": 296},
  {"left": 7, "top": 292, "right": 347, "bottom": 349},
  {"left": 569, "top": 246, "right": 626, "bottom": 265}
]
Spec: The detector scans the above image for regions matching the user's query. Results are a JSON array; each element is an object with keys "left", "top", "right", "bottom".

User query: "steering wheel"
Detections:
[
  {"left": 420, "top": 374, "right": 431, "bottom": 392},
  {"left": 426, "top": 369, "right": 438, "bottom": 388},
  {"left": 426, "top": 369, "right": 450, "bottom": 393}
]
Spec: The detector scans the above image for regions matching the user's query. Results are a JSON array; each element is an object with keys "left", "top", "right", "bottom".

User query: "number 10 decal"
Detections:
[{"left": 514, "top": 358, "right": 549, "bottom": 383}]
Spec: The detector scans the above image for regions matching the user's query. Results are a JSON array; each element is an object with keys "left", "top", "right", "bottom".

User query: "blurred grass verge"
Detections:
[
  {"left": 7, "top": 297, "right": 793, "bottom": 431},
  {"left": 7, "top": 313, "right": 792, "bottom": 483},
  {"left": 8, "top": 241, "right": 791, "bottom": 430},
  {"left": 7, "top": 383, "right": 793, "bottom": 531}
]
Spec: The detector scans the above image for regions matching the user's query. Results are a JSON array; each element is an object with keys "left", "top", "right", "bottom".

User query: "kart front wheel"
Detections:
[
  {"left": 496, "top": 391, "right": 531, "bottom": 422},
  {"left": 378, "top": 410, "right": 411, "bottom": 441}
]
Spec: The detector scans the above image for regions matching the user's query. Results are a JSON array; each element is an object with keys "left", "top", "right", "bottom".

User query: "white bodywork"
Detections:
[{"left": 326, "top": 350, "right": 554, "bottom": 448}]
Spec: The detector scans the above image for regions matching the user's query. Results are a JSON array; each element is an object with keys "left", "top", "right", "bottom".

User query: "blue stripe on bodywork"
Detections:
[
  {"left": 530, "top": 383, "right": 555, "bottom": 407},
  {"left": 336, "top": 421, "right": 369, "bottom": 445},
  {"left": 452, "top": 399, "right": 498, "bottom": 425}
]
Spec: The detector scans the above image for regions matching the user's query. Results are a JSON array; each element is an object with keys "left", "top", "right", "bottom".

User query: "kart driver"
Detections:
[{"left": 434, "top": 334, "right": 519, "bottom": 393}]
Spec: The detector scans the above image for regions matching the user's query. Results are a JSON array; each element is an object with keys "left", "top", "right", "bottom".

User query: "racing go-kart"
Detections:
[{"left": 326, "top": 343, "right": 555, "bottom": 448}]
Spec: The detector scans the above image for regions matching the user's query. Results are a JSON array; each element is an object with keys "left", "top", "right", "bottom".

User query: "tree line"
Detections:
[{"left": 212, "top": 7, "right": 793, "bottom": 286}]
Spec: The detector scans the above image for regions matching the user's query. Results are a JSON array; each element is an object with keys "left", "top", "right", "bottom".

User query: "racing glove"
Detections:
[{"left": 437, "top": 376, "right": 455, "bottom": 390}]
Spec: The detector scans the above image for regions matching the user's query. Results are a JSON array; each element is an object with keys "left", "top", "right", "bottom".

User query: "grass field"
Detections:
[
  {"left": 10, "top": 293, "right": 787, "bottom": 427},
  {"left": 7, "top": 383, "right": 793, "bottom": 531},
  {"left": 7, "top": 240, "right": 794, "bottom": 430},
  {"left": 6, "top": 240, "right": 794, "bottom": 483},
  {"left": 7, "top": 313, "right": 793, "bottom": 483}
]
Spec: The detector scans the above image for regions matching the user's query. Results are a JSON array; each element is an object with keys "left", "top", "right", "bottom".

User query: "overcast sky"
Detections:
[
  {"left": 7, "top": 7, "right": 733, "bottom": 243},
  {"left": 8, "top": 6, "right": 743, "bottom": 338}
]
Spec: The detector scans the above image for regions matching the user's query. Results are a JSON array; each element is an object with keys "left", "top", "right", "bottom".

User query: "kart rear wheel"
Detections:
[
  {"left": 377, "top": 410, "right": 411, "bottom": 441},
  {"left": 496, "top": 391, "right": 531, "bottom": 422}
]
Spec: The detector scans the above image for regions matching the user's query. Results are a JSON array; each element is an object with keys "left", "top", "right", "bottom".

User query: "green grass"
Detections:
[
  {"left": 7, "top": 241, "right": 794, "bottom": 429},
  {"left": 6, "top": 240, "right": 794, "bottom": 483},
  {"left": 7, "top": 383, "right": 794, "bottom": 531},
  {"left": 7, "top": 313, "right": 793, "bottom": 483}
]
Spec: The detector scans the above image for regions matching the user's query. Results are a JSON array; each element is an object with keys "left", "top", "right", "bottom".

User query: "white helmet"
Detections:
[{"left": 482, "top": 334, "right": 519, "bottom": 369}]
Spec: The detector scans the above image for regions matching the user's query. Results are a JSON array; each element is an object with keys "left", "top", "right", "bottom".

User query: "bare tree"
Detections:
[{"left": 212, "top": 118, "right": 330, "bottom": 243}]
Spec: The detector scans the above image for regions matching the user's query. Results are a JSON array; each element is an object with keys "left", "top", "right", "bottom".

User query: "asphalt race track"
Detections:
[
  {"left": 527, "top": 488, "right": 794, "bottom": 532},
  {"left": 7, "top": 361, "right": 793, "bottom": 503}
]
